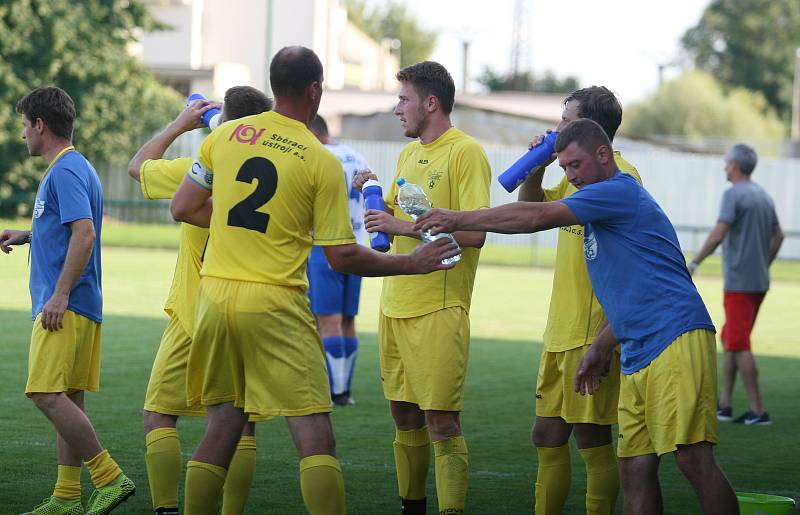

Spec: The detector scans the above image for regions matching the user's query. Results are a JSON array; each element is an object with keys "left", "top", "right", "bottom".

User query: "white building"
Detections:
[{"left": 132, "top": 0, "right": 399, "bottom": 98}]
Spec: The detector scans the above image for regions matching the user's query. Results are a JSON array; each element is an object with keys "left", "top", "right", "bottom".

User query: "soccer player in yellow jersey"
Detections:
[
  {"left": 516, "top": 86, "right": 640, "bottom": 515},
  {"left": 169, "top": 46, "right": 459, "bottom": 515},
  {"left": 127, "top": 86, "right": 272, "bottom": 515},
  {"left": 355, "top": 61, "right": 491, "bottom": 515}
]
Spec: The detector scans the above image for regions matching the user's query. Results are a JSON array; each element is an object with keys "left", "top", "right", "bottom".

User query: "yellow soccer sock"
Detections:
[
  {"left": 535, "top": 444, "right": 572, "bottom": 515},
  {"left": 185, "top": 460, "right": 226, "bottom": 515},
  {"left": 53, "top": 465, "right": 81, "bottom": 501},
  {"left": 579, "top": 444, "right": 619, "bottom": 515},
  {"left": 145, "top": 427, "right": 182, "bottom": 510},
  {"left": 298, "top": 454, "right": 346, "bottom": 515},
  {"left": 433, "top": 436, "right": 469, "bottom": 515},
  {"left": 222, "top": 435, "right": 257, "bottom": 515},
  {"left": 85, "top": 449, "right": 122, "bottom": 488},
  {"left": 393, "top": 426, "right": 431, "bottom": 503}
]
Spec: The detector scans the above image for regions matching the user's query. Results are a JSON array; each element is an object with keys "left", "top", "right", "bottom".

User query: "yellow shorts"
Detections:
[
  {"left": 26, "top": 310, "right": 102, "bottom": 395},
  {"left": 617, "top": 329, "right": 718, "bottom": 458},
  {"left": 535, "top": 344, "right": 620, "bottom": 425},
  {"left": 379, "top": 307, "right": 470, "bottom": 411},
  {"left": 187, "top": 277, "right": 331, "bottom": 419},
  {"left": 144, "top": 315, "right": 206, "bottom": 417}
]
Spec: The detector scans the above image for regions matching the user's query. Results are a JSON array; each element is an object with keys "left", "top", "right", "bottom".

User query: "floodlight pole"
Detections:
[{"left": 791, "top": 47, "right": 800, "bottom": 156}]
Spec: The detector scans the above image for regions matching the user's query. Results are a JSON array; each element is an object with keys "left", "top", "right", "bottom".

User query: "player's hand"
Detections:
[
  {"left": 171, "top": 99, "right": 221, "bottom": 132},
  {"left": 352, "top": 169, "right": 378, "bottom": 193},
  {"left": 40, "top": 292, "right": 68, "bottom": 331},
  {"left": 0, "top": 229, "right": 30, "bottom": 254},
  {"left": 408, "top": 237, "right": 460, "bottom": 273},
  {"left": 574, "top": 344, "right": 613, "bottom": 395},
  {"left": 528, "top": 130, "right": 557, "bottom": 166},
  {"left": 364, "top": 209, "right": 413, "bottom": 236},
  {"left": 414, "top": 208, "right": 460, "bottom": 235}
]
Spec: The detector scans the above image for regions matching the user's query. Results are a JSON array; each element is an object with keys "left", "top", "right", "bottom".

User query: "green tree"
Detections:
[
  {"left": 477, "top": 67, "right": 579, "bottom": 93},
  {"left": 681, "top": 0, "right": 800, "bottom": 117},
  {"left": 623, "top": 70, "right": 785, "bottom": 141},
  {"left": 344, "top": 0, "right": 437, "bottom": 68},
  {"left": 0, "top": 0, "right": 181, "bottom": 216}
]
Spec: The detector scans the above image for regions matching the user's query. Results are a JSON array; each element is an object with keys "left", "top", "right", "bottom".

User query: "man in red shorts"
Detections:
[{"left": 689, "top": 143, "right": 784, "bottom": 426}]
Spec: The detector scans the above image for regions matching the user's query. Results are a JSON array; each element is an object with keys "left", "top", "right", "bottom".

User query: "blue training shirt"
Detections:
[
  {"left": 30, "top": 148, "right": 103, "bottom": 323},
  {"left": 560, "top": 171, "right": 714, "bottom": 374}
]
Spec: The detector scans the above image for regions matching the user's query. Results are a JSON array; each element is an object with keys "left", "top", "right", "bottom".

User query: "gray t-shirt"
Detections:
[{"left": 718, "top": 181, "right": 779, "bottom": 292}]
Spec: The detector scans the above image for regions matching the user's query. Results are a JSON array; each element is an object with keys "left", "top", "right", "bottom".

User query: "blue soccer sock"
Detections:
[
  {"left": 322, "top": 336, "right": 347, "bottom": 395},
  {"left": 343, "top": 337, "right": 359, "bottom": 394}
]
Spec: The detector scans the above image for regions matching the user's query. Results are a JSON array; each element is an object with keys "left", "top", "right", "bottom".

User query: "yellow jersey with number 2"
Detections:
[{"left": 188, "top": 111, "right": 355, "bottom": 288}]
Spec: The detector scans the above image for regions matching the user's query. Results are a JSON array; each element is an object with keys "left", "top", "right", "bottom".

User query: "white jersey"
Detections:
[{"left": 325, "top": 143, "right": 369, "bottom": 246}]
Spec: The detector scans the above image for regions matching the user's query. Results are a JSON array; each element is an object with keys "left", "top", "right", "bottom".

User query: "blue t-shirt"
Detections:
[
  {"left": 30, "top": 149, "right": 103, "bottom": 323},
  {"left": 560, "top": 172, "right": 714, "bottom": 374}
]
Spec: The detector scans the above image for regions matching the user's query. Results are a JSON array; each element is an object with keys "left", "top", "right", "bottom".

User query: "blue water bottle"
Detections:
[
  {"left": 498, "top": 131, "right": 559, "bottom": 192},
  {"left": 187, "top": 93, "right": 222, "bottom": 130},
  {"left": 362, "top": 179, "right": 391, "bottom": 252}
]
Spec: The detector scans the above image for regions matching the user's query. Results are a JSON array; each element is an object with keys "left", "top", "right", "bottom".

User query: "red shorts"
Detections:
[{"left": 720, "top": 291, "right": 766, "bottom": 352}]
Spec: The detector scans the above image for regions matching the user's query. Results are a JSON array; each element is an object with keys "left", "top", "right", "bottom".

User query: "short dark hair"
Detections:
[
  {"left": 309, "top": 115, "right": 329, "bottom": 137},
  {"left": 223, "top": 86, "right": 273, "bottom": 120},
  {"left": 555, "top": 118, "right": 613, "bottom": 155},
  {"left": 269, "top": 46, "right": 323, "bottom": 97},
  {"left": 396, "top": 61, "right": 455, "bottom": 114},
  {"left": 16, "top": 86, "right": 76, "bottom": 140},
  {"left": 563, "top": 86, "right": 622, "bottom": 141}
]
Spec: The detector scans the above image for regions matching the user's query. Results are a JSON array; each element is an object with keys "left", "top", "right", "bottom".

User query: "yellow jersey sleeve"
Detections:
[
  {"left": 140, "top": 157, "right": 194, "bottom": 200},
  {"left": 453, "top": 142, "right": 492, "bottom": 211},
  {"left": 543, "top": 175, "right": 570, "bottom": 202},
  {"left": 312, "top": 150, "right": 357, "bottom": 245}
]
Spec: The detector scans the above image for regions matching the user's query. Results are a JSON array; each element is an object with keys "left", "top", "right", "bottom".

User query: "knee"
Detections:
[
  {"left": 390, "top": 402, "right": 425, "bottom": 430},
  {"left": 143, "top": 410, "right": 177, "bottom": 434},
  {"left": 531, "top": 418, "right": 570, "bottom": 448},
  {"left": 30, "top": 392, "right": 60, "bottom": 412},
  {"left": 425, "top": 412, "right": 461, "bottom": 440},
  {"left": 674, "top": 445, "right": 713, "bottom": 479}
]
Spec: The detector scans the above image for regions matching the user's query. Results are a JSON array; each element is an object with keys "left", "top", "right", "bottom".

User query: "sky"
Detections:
[{"left": 383, "top": 0, "right": 711, "bottom": 106}]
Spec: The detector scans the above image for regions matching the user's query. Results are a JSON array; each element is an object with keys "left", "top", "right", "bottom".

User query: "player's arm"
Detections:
[
  {"left": 127, "top": 100, "right": 218, "bottom": 181},
  {"left": 517, "top": 133, "right": 557, "bottom": 203},
  {"left": 768, "top": 222, "right": 784, "bottom": 265},
  {"left": 323, "top": 238, "right": 460, "bottom": 276},
  {"left": 40, "top": 218, "right": 95, "bottom": 331},
  {"left": 688, "top": 221, "right": 730, "bottom": 274},
  {"left": 414, "top": 201, "right": 578, "bottom": 236},
  {"left": 170, "top": 174, "right": 212, "bottom": 228},
  {"left": 574, "top": 322, "right": 618, "bottom": 395},
  {"left": 0, "top": 229, "right": 31, "bottom": 253}
]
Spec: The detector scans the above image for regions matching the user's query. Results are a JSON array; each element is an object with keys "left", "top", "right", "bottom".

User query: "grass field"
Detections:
[{"left": 1, "top": 244, "right": 798, "bottom": 514}]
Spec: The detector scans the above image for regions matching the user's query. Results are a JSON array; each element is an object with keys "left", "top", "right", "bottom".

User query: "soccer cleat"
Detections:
[
  {"left": 85, "top": 473, "right": 136, "bottom": 515},
  {"left": 732, "top": 410, "right": 772, "bottom": 426},
  {"left": 155, "top": 509, "right": 179, "bottom": 515},
  {"left": 716, "top": 405, "right": 733, "bottom": 421},
  {"left": 19, "top": 496, "right": 83, "bottom": 515}
]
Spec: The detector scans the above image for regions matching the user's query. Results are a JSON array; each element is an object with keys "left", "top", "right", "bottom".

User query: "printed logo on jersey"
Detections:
[
  {"left": 584, "top": 230, "right": 598, "bottom": 260},
  {"left": 33, "top": 198, "right": 45, "bottom": 219},
  {"left": 229, "top": 123, "right": 265, "bottom": 145},
  {"left": 427, "top": 170, "right": 443, "bottom": 189},
  {"left": 418, "top": 159, "right": 429, "bottom": 165}
]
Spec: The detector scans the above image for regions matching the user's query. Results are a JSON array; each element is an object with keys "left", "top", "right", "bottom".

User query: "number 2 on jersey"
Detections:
[{"left": 227, "top": 157, "right": 278, "bottom": 233}]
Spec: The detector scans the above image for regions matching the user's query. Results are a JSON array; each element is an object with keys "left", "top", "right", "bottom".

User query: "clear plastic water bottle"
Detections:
[
  {"left": 362, "top": 179, "right": 391, "bottom": 252},
  {"left": 396, "top": 178, "right": 461, "bottom": 265},
  {"left": 498, "top": 131, "right": 559, "bottom": 192},
  {"left": 187, "top": 93, "right": 222, "bottom": 130}
]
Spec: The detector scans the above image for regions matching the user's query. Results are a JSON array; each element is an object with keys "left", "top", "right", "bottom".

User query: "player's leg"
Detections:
[
  {"left": 317, "top": 313, "right": 348, "bottom": 401},
  {"left": 143, "top": 314, "right": 205, "bottom": 514},
  {"left": 52, "top": 391, "right": 85, "bottom": 509},
  {"left": 568, "top": 345, "right": 621, "bottom": 515},
  {"left": 340, "top": 272, "right": 363, "bottom": 404},
  {"left": 425, "top": 410, "right": 469, "bottom": 515},
  {"left": 618, "top": 455, "right": 662, "bottom": 514},
  {"left": 532, "top": 349, "right": 574, "bottom": 515},
  {"left": 185, "top": 402, "right": 248, "bottom": 515},
  {"left": 717, "top": 350, "right": 737, "bottom": 418},
  {"left": 734, "top": 350, "right": 765, "bottom": 416},
  {"left": 27, "top": 312, "right": 134, "bottom": 514},
  {"left": 222, "top": 421, "right": 257, "bottom": 515},
  {"left": 730, "top": 292, "right": 767, "bottom": 420},
  {"left": 286, "top": 413, "right": 345, "bottom": 515},
  {"left": 391, "top": 401, "right": 430, "bottom": 515},
  {"left": 674, "top": 442, "right": 739, "bottom": 514}
]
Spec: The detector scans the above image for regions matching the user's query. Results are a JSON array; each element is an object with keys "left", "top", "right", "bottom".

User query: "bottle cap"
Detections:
[
  {"left": 363, "top": 179, "right": 381, "bottom": 190},
  {"left": 396, "top": 178, "right": 406, "bottom": 186}
]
